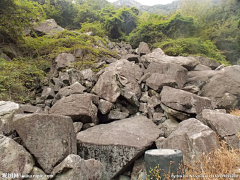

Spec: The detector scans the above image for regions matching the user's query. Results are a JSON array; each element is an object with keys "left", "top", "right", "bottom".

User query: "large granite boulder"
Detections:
[
  {"left": 138, "top": 42, "right": 151, "bottom": 55},
  {"left": 160, "top": 86, "right": 213, "bottom": 114},
  {"left": 14, "top": 114, "right": 77, "bottom": 174},
  {"left": 145, "top": 62, "right": 188, "bottom": 88},
  {"left": 192, "top": 56, "right": 221, "bottom": 70},
  {"left": 77, "top": 115, "right": 161, "bottom": 179},
  {"left": 34, "top": 19, "right": 64, "bottom": 36},
  {"left": 92, "top": 60, "right": 143, "bottom": 104},
  {"left": 197, "top": 109, "right": 240, "bottom": 148},
  {"left": 0, "top": 101, "right": 22, "bottom": 134},
  {"left": 141, "top": 51, "right": 199, "bottom": 70},
  {"left": 156, "top": 118, "right": 220, "bottom": 164},
  {"left": 200, "top": 65, "right": 240, "bottom": 109},
  {"left": 54, "top": 53, "right": 75, "bottom": 71},
  {"left": 49, "top": 94, "right": 98, "bottom": 124},
  {"left": 0, "top": 135, "right": 35, "bottom": 178},
  {"left": 146, "top": 73, "right": 177, "bottom": 92},
  {"left": 51, "top": 154, "right": 103, "bottom": 180}
]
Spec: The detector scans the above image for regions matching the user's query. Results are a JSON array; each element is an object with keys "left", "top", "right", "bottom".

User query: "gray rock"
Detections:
[
  {"left": 138, "top": 42, "right": 151, "bottom": 55},
  {"left": 0, "top": 101, "right": 21, "bottom": 134},
  {"left": 49, "top": 94, "right": 98, "bottom": 124},
  {"left": 20, "top": 104, "right": 42, "bottom": 113},
  {"left": 55, "top": 82, "right": 86, "bottom": 100},
  {"left": 82, "top": 123, "right": 95, "bottom": 130},
  {"left": 187, "top": 70, "right": 219, "bottom": 79},
  {"left": 160, "top": 86, "right": 213, "bottom": 114},
  {"left": 55, "top": 53, "right": 75, "bottom": 71},
  {"left": 200, "top": 65, "right": 240, "bottom": 109},
  {"left": 141, "top": 53, "right": 199, "bottom": 70},
  {"left": 146, "top": 73, "right": 177, "bottom": 92},
  {"left": 73, "top": 48, "right": 84, "bottom": 58},
  {"left": 182, "top": 85, "right": 200, "bottom": 94},
  {"left": 98, "top": 99, "right": 113, "bottom": 114},
  {"left": 193, "top": 64, "right": 212, "bottom": 71},
  {"left": 158, "top": 118, "right": 179, "bottom": 137},
  {"left": 161, "top": 103, "right": 191, "bottom": 121},
  {"left": 152, "top": 48, "right": 165, "bottom": 55},
  {"left": 108, "top": 109, "right": 129, "bottom": 120},
  {"left": 92, "top": 60, "right": 143, "bottom": 103},
  {"left": 193, "top": 56, "right": 221, "bottom": 70},
  {"left": 145, "top": 62, "right": 188, "bottom": 88},
  {"left": 156, "top": 118, "right": 220, "bottom": 164},
  {"left": 14, "top": 114, "right": 77, "bottom": 174},
  {"left": 131, "top": 157, "right": 146, "bottom": 180},
  {"left": 67, "top": 68, "right": 84, "bottom": 85},
  {"left": 80, "top": 68, "right": 93, "bottom": 80},
  {"left": 58, "top": 72, "right": 70, "bottom": 85},
  {"left": 51, "top": 154, "right": 103, "bottom": 180},
  {"left": 52, "top": 77, "right": 64, "bottom": 92},
  {"left": 73, "top": 122, "right": 83, "bottom": 133},
  {"left": 0, "top": 135, "right": 35, "bottom": 178},
  {"left": 197, "top": 109, "right": 240, "bottom": 148},
  {"left": 41, "top": 87, "right": 55, "bottom": 100},
  {"left": 34, "top": 19, "right": 64, "bottom": 36},
  {"left": 77, "top": 116, "right": 161, "bottom": 179},
  {"left": 139, "top": 103, "right": 148, "bottom": 115},
  {"left": 92, "top": 71, "right": 121, "bottom": 103}
]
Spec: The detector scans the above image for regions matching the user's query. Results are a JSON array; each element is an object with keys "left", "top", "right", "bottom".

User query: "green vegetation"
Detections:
[{"left": 0, "top": 0, "right": 239, "bottom": 102}]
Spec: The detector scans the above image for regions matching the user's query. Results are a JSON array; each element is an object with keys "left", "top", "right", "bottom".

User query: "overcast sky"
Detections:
[{"left": 107, "top": 0, "right": 176, "bottom": 6}]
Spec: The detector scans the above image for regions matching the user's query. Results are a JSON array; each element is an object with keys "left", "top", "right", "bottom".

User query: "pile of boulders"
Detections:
[{"left": 1, "top": 40, "right": 240, "bottom": 180}]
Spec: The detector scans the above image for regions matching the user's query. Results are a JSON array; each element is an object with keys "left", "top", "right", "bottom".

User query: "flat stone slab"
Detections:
[
  {"left": 14, "top": 114, "right": 77, "bottom": 174},
  {"left": 160, "top": 86, "right": 213, "bottom": 114},
  {"left": 0, "top": 135, "right": 35, "bottom": 178},
  {"left": 156, "top": 118, "right": 220, "bottom": 164},
  {"left": 77, "top": 115, "right": 161, "bottom": 179}
]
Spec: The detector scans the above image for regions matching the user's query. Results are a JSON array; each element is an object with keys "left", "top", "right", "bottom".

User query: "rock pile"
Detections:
[{"left": 1, "top": 40, "right": 240, "bottom": 180}]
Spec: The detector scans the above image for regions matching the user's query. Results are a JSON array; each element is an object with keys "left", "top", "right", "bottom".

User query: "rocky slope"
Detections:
[{"left": 1, "top": 20, "right": 240, "bottom": 180}]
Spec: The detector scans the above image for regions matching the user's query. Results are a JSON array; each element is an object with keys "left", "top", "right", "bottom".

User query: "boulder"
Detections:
[
  {"left": 141, "top": 52, "right": 199, "bottom": 70},
  {"left": 91, "top": 71, "right": 121, "bottom": 103},
  {"left": 55, "top": 82, "right": 86, "bottom": 100},
  {"left": 193, "top": 56, "right": 221, "bottom": 70},
  {"left": 193, "top": 64, "right": 212, "bottom": 71},
  {"left": 51, "top": 154, "right": 103, "bottom": 180},
  {"left": 161, "top": 103, "right": 191, "bottom": 121},
  {"left": 0, "top": 135, "right": 35, "bottom": 178},
  {"left": 187, "top": 70, "right": 219, "bottom": 79},
  {"left": 34, "top": 19, "right": 64, "bottom": 36},
  {"left": 0, "top": 101, "right": 21, "bottom": 134},
  {"left": 73, "top": 122, "right": 83, "bottom": 133},
  {"left": 158, "top": 118, "right": 179, "bottom": 137},
  {"left": 200, "top": 65, "right": 240, "bottom": 109},
  {"left": 197, "top": 109, "right": 240, "bottom": 148},
  {"left": 108, "top": 109, "right": 129, "bottom": 120},
  {"left": 160, "top": 86, "right": 213, "bottom": 114},
  {"left": 41, "top": 87, "right": 55, "bottom": 100},
  {"left": 156, "top": 118, "right": 220, "bottom": 164},
  {"left": 137, "top": 42, "right": 151, "bottom": 55},
  {"left": 146, "top": 73, "right": 177, "bottom": 92},
  {"left": 49, "top": 94, "right": 98, "bottom": 124},
  {"left": 80, "top": 68, "right": 93, "bottom": 80},
  {"left": 20, "top": 104, "right": 42, "bottom": 113},
  {"left": 77, "top": 116, "right": 161, "bottom": 179},
  {"left": 92, "top": 60, "right": 143, "bottom": 103},
  {"left": 14, "top": 114, "right": 77, "bottom": 174},
  {"left": 131, "top": 157, "right": 146, "bottom": 180},
  {"left": 54, "top": 53, "right": 75, "bottom": 71},
  {"left": 98, "top": 99, "right": 113, "bottom": 114},
  {"left": 145, "top": 62, "right": 188, "bottom": 88}
]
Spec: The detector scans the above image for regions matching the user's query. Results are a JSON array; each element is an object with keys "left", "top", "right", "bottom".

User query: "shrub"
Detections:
[{"left": 153, "top": 38, "right": 230, "bottom": 65}]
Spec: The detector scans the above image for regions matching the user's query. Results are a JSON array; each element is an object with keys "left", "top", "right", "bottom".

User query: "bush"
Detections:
[
  {"left": 80, "top": 22, "right": 107, "bottom": 37},
  {"left": 0, "top": 58, "right": 48, "bottom": 102},
  {"left": 154, "top": 38, "right": 230, "bottom": 65}
]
